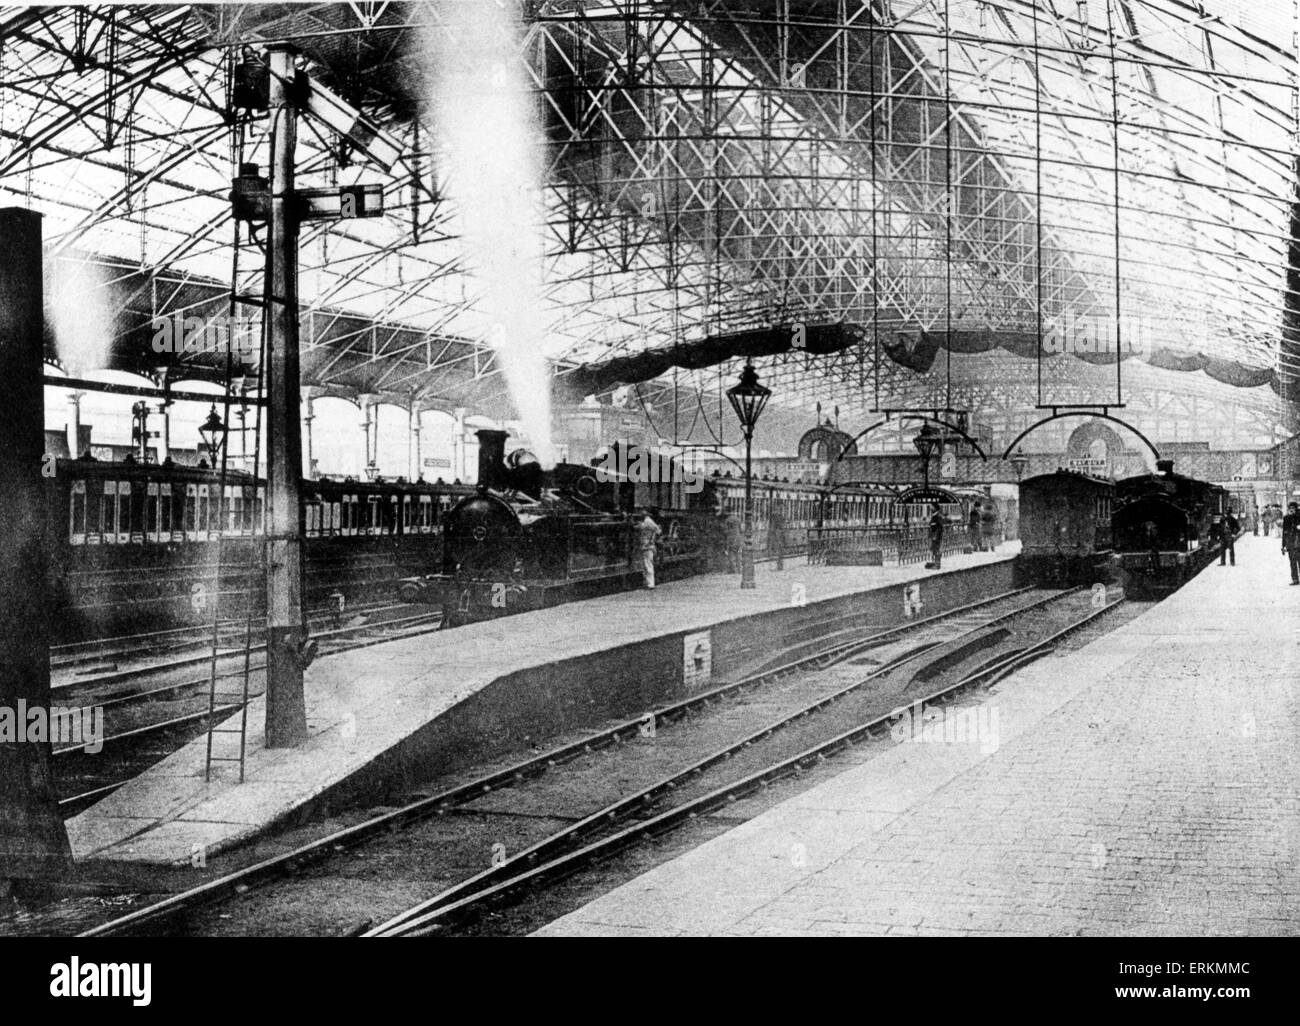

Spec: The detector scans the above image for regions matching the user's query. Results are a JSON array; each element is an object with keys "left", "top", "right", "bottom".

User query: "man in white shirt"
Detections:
[{"left": 637, "top": 510, "right": 663, "bottom": 589}]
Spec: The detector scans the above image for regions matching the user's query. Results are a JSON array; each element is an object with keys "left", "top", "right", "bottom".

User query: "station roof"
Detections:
[{"left": 3, "top": 1, "right": 1296, "bottom": 438}]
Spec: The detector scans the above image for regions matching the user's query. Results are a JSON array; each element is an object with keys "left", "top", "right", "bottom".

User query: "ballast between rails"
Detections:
[
  {"left": 78, "top": 585, "right": 1070, "bottom": 939},
  {"left": 368, "top": 591, "right": 1121, "bottom": 938}
]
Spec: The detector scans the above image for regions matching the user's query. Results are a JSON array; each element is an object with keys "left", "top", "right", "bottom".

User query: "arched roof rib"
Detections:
[{"left": 1, "top": 1, "right": 1293, "bottom": 448}]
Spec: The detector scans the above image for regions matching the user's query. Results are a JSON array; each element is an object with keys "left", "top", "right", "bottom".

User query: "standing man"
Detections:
[
  {"left": 981, "top": 502, "right": 1002, "bottom": 552},
  {"left": 638, "top": 508, "right": 663, "bottom": 589},
  {"left": 967, "top": 505, "right": 982, "bottom": 552},
  {"left": 1283, "top": 502, "right": 1300, "bottom": 586},
  {"left": 768, "top": 505, "right": 786, "bottom": 570},
  {"left": 723, "top": 510, "right": 743, "bottom": 573},
  {"left": 928, "top": 505, "right": 945, "bottom": 570},
  {"left": 1220, "top": 508, "right": 1238, "bottom": 567}
]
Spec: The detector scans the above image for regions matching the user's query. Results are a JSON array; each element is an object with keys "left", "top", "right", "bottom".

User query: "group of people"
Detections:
[
  {"left": 966, "top": 504, "right": 1003, "bottom": 553},
  {"left": 1260, "top": 504, "right": 1288, "bottom": 538}
]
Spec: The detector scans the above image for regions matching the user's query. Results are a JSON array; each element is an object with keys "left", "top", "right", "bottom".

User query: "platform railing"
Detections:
[{"left": 808, "top": 523, "right": 974, "bottom": 567}]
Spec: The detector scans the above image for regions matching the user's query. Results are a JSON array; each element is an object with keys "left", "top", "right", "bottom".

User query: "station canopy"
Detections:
[{"left": 2, "top": 1, "right": 1296, "bottom": 440}]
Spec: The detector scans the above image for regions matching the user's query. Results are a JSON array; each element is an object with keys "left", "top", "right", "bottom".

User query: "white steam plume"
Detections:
[
  {"left": 422, "top": 0, "right": 554, "bottom": 464},
  {"left": 50, "top": 258, "right": 113, "bottom": 376}
]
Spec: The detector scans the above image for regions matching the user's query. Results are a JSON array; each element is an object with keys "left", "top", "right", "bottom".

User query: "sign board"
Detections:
[
  {"left": 939, "top": 448, "right": 957, "bottom": 479},
  {"left": 683, "top": 631, "right": 712, "bottom": 690},
  {"left": 897, "top": 486, "right": 959, "bottom": 505},
  {"left": 423, "top": 457, "right": 451, "bottom": 469},
  {"left": 299, "top": 183, "right": 385, "bottom": 220},
  {"left": 1068, "top": 457, "right": 1107, "bottom": 473}
]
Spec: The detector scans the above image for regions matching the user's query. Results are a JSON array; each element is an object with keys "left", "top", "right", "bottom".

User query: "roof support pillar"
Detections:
[
  {"left": 0, "top": 207, "right": 72, "bottom": 886},
  {"left": 264, "top": 44, "right": 308, "bottom": 749}
]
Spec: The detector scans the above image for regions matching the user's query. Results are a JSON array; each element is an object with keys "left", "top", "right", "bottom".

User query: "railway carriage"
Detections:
[
  {"left": 1015, "top": 470, "right": 1115, "bottom": 586},
  {"left": 707, "top": 474, "right": 899, "bottom": 557},
  {"left": 49, "top": 456, "right": 473, "bottom": 639}
]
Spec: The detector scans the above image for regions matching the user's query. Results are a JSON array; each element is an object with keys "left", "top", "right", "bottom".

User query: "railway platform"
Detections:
[
  {"left": 64, "top": 543, "right": 1019, "bottom": 868},
  {"left": 535, "top": 534, "right": 1300, "bottom": 937}
]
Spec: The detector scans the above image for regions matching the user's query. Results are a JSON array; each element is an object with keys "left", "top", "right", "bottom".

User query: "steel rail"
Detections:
[
  {"left": 77, "top": 585, "right": 1059, "bottom": 937},
  {"left": 375, "top": 597, "right": 1128, "bottom": 937}
]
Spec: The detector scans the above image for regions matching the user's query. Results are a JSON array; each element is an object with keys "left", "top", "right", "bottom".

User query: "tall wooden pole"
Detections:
[
  {"left": 0, "top": 208, "right": 72, "bottom": 886},
  {"left": 265, "top": 45, "right": 308, "bottom": 746}
]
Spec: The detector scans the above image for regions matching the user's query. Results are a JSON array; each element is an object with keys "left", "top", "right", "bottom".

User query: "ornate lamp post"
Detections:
[
  {"left": 1010, "top": 449, "right": 1030, "bottom": 481},
  {"left": 726, "top": 362, "right": 771, "bottom": 590},
  {"left": 198, "top": 404, "right": 228, "bottom": 464},
  {"left": 913, "top": 422, "right": 943, "bottom": 493}
]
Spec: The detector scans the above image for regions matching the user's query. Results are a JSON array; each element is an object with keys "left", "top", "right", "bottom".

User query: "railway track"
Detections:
[
  {"left": 52, "top": 606, "right": 446, "bottom": 815},
  {"left": 74, "top": 585, "right": 1130, "bottom": 938},
  {"left": 50, "top": 599, "right": 413, "bottom": 677}
]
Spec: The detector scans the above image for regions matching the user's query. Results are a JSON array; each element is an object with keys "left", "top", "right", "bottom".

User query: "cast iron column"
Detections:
[{"left": 265, "top": 45, "right": 308, "bottom": 746}]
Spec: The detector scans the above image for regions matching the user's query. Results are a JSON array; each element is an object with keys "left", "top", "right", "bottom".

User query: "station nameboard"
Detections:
[
  {"left": 897, "top": 486, "right": 959, "bottom": 504},
  {"left": 1068, "top": 457, "right": 1107, "bottom": 473}
]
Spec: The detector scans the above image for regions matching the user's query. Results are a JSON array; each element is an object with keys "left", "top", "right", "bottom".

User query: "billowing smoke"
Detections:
[
  {"left": 50, "top": 257, "right": 112, "bottom": 376},
  {"left": 421, "top": 0, "right": 554, "bottom": 464}
]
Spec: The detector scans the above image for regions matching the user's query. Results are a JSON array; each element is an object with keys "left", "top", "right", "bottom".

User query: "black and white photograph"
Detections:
[{"left": 0, "top": 0, "right": 1293, "bottom": 1008}]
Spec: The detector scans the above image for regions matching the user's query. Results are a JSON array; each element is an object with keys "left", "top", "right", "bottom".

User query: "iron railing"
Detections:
[{"left": 807, "top": 523, "right": 974, "bottom": 567}]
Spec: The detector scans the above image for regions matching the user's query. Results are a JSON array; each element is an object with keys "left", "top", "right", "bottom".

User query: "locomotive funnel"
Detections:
[{"left": 476, "top": 428, "right": 509, "bottom": 490}]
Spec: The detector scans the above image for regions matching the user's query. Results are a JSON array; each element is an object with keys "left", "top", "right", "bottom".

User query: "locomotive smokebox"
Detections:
[
  {"left": 0, "top": 208, "right": 72, "bottom": 885},
  {"left": 476, "top": 428, "right": 509, "bottom": 490}
]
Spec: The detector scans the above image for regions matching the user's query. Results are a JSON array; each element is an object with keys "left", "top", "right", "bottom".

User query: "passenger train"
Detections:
[
  {"left": 49, "top": 455, "right": 474, "bottom": 639},
  {"left": 1016, "top": 460, "right": 1235, "bottom": 595}
]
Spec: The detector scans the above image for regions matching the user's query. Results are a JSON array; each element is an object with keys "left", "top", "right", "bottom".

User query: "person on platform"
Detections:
[
  {"left": 637, "top": 509, "right": 663, "bottom": 589},
  {"left": 927, "top": 505, "right": 945, "bottom": 570},
  {"left": 980, "top": 502, "right": 1001, "bottom": 552},
  {"left": 722, "top": 510, "right": 743, "bottom": 573},
  {"left": 1283, "top": 502, "right": 1300, "bottom": 585},
  {"left": 968, "top": 506, "right": 982, "bottom": 552},
  {"left": 767, "top": 506, "right": 786, "bottom": 568},
  {"left": 1219, "top": 508, "right": 1239, "bottom": 567},
  {"left": 1143, "top": 519, "right": 1161, "bottom": 574}
]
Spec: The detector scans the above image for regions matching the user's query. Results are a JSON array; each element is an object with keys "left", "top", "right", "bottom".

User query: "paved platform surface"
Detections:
[
  {"left": 65, "top": 544, "right": 1017, "bottom": 866},
  {"left": 535, "top": 535, "right": 1300, "bottom": 937}
]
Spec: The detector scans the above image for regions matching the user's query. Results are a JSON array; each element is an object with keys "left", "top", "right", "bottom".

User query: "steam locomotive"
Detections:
[
  {"left": 1111, "top": 461, "right": 1230, "bottom": 595},
  {"left": 396, "top": 431, "right": 716, "bottom": 626}
]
